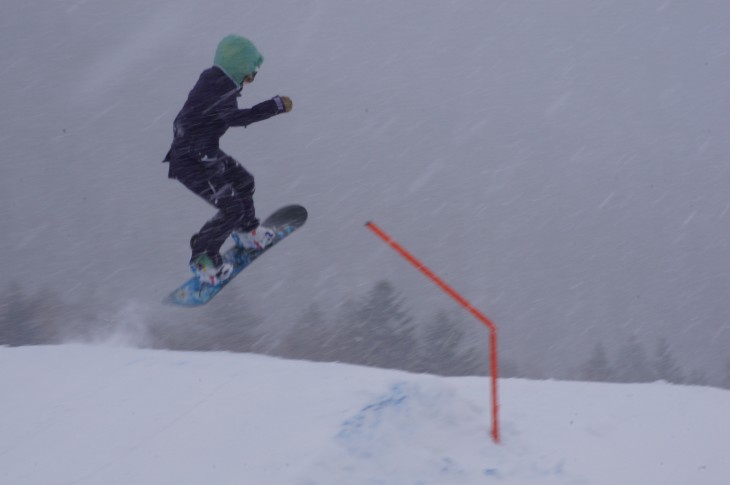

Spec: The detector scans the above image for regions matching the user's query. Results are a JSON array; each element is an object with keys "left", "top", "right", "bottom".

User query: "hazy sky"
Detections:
[{"left": 1, "top": 0, "right": 729, "bottom": 377}]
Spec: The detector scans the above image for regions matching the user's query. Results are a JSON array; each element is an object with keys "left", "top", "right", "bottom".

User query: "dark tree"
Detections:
[
  {"left": 276, "top": 302, "right": 331, "bottom": 361},
  {"left": 652, "top": 338, "right": 684, "bottom": 384},
  {"left": 616, "top": 335, "right": 655, "bottom": 383},
  {"left": 328, "top": 280, "right": 417, "bottom": 371},
  {"left": 418, "top": 309, "right": 484, "bottom": 376},
  {"left": 0, "top": 283, "right": 30, "bottom": 346},
  {"left": 721, "top": 357, "right": 730, "bottom": 390},
  {"left": 582, "top": 342, "right": 615, "bottom": 382}
]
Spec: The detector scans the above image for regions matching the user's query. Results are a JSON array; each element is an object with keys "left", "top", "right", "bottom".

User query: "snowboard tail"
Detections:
[{"left": 164, "top": 205, "right": 307, "bottom": 307}]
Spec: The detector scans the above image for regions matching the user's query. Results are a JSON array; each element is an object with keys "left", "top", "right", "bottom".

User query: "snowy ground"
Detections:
[{"left": 1, "top": 345, "right": 728, "bottom": 485}]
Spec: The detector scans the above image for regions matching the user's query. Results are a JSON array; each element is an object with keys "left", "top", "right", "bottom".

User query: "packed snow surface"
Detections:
[{"left": 1, "top": 345, "right": 728, "bottom": 484}]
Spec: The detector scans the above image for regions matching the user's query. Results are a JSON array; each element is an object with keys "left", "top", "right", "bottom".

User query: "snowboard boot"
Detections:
[
  {"left": 189, "top": 252, "right": 233, "bottom": 286},
  {"left": 232, "top": 225, "right": 276, "bottom": 250}
]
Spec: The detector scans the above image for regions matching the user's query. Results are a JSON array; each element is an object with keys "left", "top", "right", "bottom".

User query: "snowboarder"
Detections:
[{"left": 163, "top": 34, "right": 293, "bottom": 285}]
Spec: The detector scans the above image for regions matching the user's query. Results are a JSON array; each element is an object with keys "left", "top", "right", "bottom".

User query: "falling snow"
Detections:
[{"left": 1, "top": 0, "right": 729, "bottom": 441}]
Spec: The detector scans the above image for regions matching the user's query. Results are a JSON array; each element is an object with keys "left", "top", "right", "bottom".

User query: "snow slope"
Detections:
[{"left": 1, "top": 345, "right": 728, "bottom": 484}]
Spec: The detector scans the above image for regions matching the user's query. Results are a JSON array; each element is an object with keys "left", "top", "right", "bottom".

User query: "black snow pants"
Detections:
[{"left": 174, "top": 151, "right": 259, "bottom": 263}]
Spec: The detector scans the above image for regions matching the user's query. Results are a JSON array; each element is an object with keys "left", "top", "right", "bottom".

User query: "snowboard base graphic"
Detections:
[{"left": 164, "top": 205, "right": 307, "bottom": 307}]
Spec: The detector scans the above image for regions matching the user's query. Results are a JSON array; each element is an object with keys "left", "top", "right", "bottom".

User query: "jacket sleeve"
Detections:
[{"left": 223, "top": 99, "right": 281, "bottom": 128}]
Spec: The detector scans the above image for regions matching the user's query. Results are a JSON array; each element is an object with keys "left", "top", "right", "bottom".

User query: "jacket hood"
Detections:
[{"left": 214, "top": 35, "right": 263, "bottom": 87}]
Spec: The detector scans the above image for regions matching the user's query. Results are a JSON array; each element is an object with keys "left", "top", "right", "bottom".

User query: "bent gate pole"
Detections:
[{"left": 365, "top": 221, "right": 500, "bottom": 444}]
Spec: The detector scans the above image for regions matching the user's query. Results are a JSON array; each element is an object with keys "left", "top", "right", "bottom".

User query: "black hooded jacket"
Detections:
[{"left": 163, "top": 66, "right": 281, "bottom": 179}]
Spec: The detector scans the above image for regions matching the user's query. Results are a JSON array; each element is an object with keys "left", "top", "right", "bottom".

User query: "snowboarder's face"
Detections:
[{"left": 243, "top": 67, "right": 259, "bottom": 85}]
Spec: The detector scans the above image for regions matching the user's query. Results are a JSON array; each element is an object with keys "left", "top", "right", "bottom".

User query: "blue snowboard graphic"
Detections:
[{"left": 164, "top": 205, "right": 307, "bottom": 307}]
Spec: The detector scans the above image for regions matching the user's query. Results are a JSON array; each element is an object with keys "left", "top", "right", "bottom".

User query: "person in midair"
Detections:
[{"left": 163, "top": 35, "right": 292, "bottom": 285}]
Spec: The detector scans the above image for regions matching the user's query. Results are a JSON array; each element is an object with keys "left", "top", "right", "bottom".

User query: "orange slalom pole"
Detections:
[{"left": 365, "top": 221, "right": 500, "bottom": 443}]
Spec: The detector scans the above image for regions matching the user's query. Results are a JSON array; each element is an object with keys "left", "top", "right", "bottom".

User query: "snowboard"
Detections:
[{"left": 164, "top": 204, "right": 307, "bottom": 307}]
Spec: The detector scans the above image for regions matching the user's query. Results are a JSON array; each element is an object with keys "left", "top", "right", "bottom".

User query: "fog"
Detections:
[{"left": 1, "top": 0, "right": 729, "bottom": 380}]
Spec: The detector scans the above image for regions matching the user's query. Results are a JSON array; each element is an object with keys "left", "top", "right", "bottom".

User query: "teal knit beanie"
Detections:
[{"left": 214, "top": 35, "right": 264, "bottom": 87}]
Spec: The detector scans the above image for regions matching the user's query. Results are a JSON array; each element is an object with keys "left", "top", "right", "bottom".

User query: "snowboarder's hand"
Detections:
[
  {"left": 273, "top": 95, "right": 293, "bottom": 113},
  {"left": 281, "top": 96, "right": 293, "bottom": 112}
]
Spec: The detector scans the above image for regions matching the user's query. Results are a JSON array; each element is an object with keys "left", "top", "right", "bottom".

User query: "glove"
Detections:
[{"left": 273, "top": 95, "right": 293, "bottom": 114}]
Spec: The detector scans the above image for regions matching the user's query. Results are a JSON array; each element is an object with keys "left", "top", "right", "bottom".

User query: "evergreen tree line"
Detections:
[
  {"left": 0, "top": 282, "right": 267, "bottom": 354},
  {"left": 0, "top": 280, "right": 486, "bottom": 377},
  {"left": 274, "top": 280, "right": 487, "bottom": 376},
  {"left": 580, "top": 337, "right": 709, "bottom": 386},
  {"left": 2, "top": 280, "right": 730, "bottom": 389}
]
